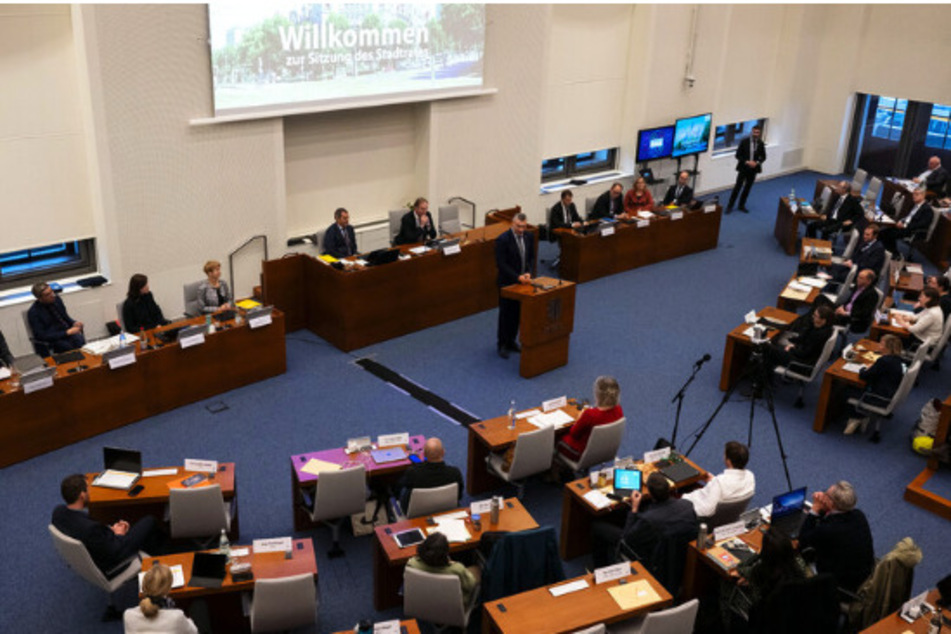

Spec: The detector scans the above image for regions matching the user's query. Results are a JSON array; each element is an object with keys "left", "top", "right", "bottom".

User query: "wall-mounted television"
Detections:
[
  {"left": 671, "top": 113, "right": 713, "bottom": 158},
  {"left": 636, "top": 125, "right": 675, "bottom": 163}
]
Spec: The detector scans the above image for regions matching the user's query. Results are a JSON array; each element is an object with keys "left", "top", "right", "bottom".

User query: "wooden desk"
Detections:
[
  {"left": 556, "top": 206, "right": 721, "bottom": 283},
  {"left": 289, "top": 435, "right": 426, "bottom": 531},
  {"left": 869, "top": 314, "right": 910, "bottom": 343},
  {"left": 813, "top": 178, "right": 840, "bottom": 205},
  {"left": 887, "top": 261, "right": 925, "bottom": 299},
  {"left": 860, "top": 589, "right": 943, "bottom": 633},
  {"left": 500, "top": 277, "right": 576, "bottom": 378},
  {"left": 87, "top": 463, "right": 239, "bottom": 538},
  {"left": 332, "top": 620, "right": 421, "bottom": 634},
  {"left": 141, "top": 538, "right": 317, "bottom": 634},
  {"left": 0, "top": 312, "right": 286, "bottom": 468},
  {"left": 558, "top": 456, "right": 708, "bottom": 560},
  {"left": 720, "top": 307, "right": 799, "bottom": 391},
  {"left": 774, "top": 196, "right": 821, "bottom": 256},
  {"left": 904, "top": 394, "right": 951, "bottom": 521},
  {"left": 372, "top": 497, "right": 538, "bottom": 610},
  {"left": 812, "top": 338, "right": 877, "bottom": 433},
  {"left": 466, "top": 402, "right": 583, "bottom": 496},
  {"left": 777, "top": 274, "right": 822, "bottom": 311},
  {"left": 482, "top": 562, "right": 672, "bottom": 634},
  {"left": 682, "top": 526, "right": 766, "bottom": 601},
  {"left": 801, "top": 237, "right": 833, "bottom": 267},
  {"left": 881, "top": 178, "right": 915, "bottom": 217}
]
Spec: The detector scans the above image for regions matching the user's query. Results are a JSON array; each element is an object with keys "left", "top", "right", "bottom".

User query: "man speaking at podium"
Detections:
[{"left": 495, "top": 213, "right": 534, "bottom": 359}]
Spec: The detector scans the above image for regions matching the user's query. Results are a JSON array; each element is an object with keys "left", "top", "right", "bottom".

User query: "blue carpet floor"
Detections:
[{"left": 2, "top": 169, "right": 949, "bottom": 633}]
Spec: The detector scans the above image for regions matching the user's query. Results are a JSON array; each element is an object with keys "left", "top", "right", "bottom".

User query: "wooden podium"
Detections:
[{"left": 501, "top": 276, "right": 576, "bottom": 378}]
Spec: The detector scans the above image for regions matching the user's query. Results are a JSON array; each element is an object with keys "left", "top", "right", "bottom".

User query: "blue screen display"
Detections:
[
  {"left": 672, "top": 113, "right": 713, "bottom": 158},
  {"left": 636, "top": 126, "right": 675, "bottom": 163},
  {"left": 613, "top": 468, "right": 642, "bottom": 492}
]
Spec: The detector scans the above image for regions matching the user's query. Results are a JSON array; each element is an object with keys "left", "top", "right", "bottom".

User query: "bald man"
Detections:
[
  {"left": 397, "top": 438, "right": 464, "bottom": 509},
  {"left": 913, "top": 156, "right": 948, "bottom": 196}
]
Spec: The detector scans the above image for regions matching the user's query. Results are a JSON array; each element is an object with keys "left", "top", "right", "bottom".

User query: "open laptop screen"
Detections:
[
  {"left": 771, "top": 487, "right": 807, "bottom": 520},
  {"left": 103, "top": 447, "right": 142, "bottom": 474}
]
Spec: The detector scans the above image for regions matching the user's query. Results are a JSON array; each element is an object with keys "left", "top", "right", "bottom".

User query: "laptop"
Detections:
[
  {"left": 659, "top": 459, "right": 700, "bottom": 485},
  {"left": 365, "top": 248, "right": 400, "bottom": 267},
  {"left": 769, "top": 487, "right": 808, "bottom": 538},
  {"left": 371, "top": 448, "right": 407, "bottom": 464},
  {"left": 613, "top": 468, "right": 642, "bottom": 498},
  {"left": 12, "top": 354, "right": 47, "bottom": 376},
  {"left": 154, "top": 325, "right": 184, "bottom": 345},
  {"left": 92, "top": 447, "right": 142, "bottom": 490},
  {"left": 188, "top": 552, "right": 228, "bottom": 588},
  {"left": 212, "top": 309, "right": 236, "bottom": 323},
  {"left": 52, "top": 350, "right": 84, "bottom": 365}
]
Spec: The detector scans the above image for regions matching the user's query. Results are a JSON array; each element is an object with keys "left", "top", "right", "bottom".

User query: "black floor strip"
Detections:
[{"left": 355, "top": 358, "right": 480, "bottom": 427}]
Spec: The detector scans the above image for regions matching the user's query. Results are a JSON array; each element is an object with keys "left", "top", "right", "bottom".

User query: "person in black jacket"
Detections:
[
  {"left": 844, "top": 335, "right": 905, "bottom": 436},
  {"left": 662, "top": 171, "right": 694, "bottom": 206},
  {"left": 879, "top": 188, "right": 934, "bottom": 255},
  {"left": 834, "top": 269, "right": 879, "bottom": 334},
  {"left": 27, "top": 282, "right": 85, "bottom": 353},
  {"left": 831, "top": 224, "right": 886, "bottom": 284},
  {"left": 799, "top": 481, "right": 874, "bottom": 593},
  {"left": 589, "top": 182, "right": 624, "bottom": 220},
  {"left": 805, "top": 181, "right": 864, "bottom": 239},
  {"left": 913, "top": 156, "right": 949, "bottom": 196},
  {"left": 0, "top": 328, "right": 13, "bottom": 367},
  {"left": 397, "top": 437, "right": 464, "bottom": 509},
  {"left": 765, "top": 304, "right": 834, "bottom": 373},
  {"left": 549, "top": 189, "right": 582, "bottom": 231},
  {"left": 494, "top": 213, "right": 535, "bottom": 358},
  {"left": 122, "top": 274, "right": 170, "bottom": 334},
  {"left": 726, "top": 125, "right": 766, "bottom": 213},
  {"left": 394, "top": 197, "right": 437, "bottom": 245},
  {"left": 322, "top": 207, "right": 358, "bottom": 259}
]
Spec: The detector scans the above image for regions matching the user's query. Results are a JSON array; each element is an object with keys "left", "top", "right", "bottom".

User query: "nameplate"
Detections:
[
  {"left": 373, "top": 620, "right": 400, "bottom": 634},
  {"left": 470, "top": 497, "right": 502, "bottom": 515},
  {"left": 670, "top": 211, "right": 684, "bottom": 221},
  {"left": 179, "top": 332, "right": 205, "bottom": 349},
  {"left": 252, "top": 537, "right": 292, "bottom": 554},
  {"left": 23, "top": 375, "right": 54, "bottom": 394},
  {"left": 600, "top": 225, "right": 615, "bottom": 237},
  {"left": 635, "top": 219, "right": 649, "bottom": 228},
  {"left": 378, "top": 433, "right": 409, "bottom": 447},
  {"left": 107, "top": 348, "right": 137, "bottom": 370},
  {"left": 594, "top": 562, "right": 631, "bottom": 585},
  {"left": 713, "top": 521, "right": 747, "bottom": 542},
  {"left": 346, "top": 436, "right": 373, "bottom": 453},
  {"left": 704, "top": 204, "right": 717, "bottom": 213},
  {"left": 542, "top": 396, "right": 567, "bottom": 412},
  {"left": 744, "top": 309, "right": 758, "bottom": 324},
  {"left": 248, "top": 313, "right": 272, "bottom": 329},
  {"left": 442, "top": 243, "right": 461, "bottom": 256},
  {"left": 643, "top": 447, "right": 671, "bottom": 464},
  {"left": 184, "top": 459, "right": 218, "bottom": 473}
]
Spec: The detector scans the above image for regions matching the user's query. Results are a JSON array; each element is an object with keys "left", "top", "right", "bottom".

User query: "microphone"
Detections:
[{"left": 694, "top": 353, "right": 711, "bottom": 369}]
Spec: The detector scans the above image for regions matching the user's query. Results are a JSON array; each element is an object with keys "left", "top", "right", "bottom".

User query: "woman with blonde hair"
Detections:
[
  {"left": 123, "top": 564, "right": 199, "bottom": 633},
  {"left": 196, "top": 260, "right": 232, "bottom": 314}
]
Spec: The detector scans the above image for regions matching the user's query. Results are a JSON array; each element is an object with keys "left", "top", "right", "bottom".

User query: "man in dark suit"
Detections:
[
  {"left": 27, "top": 282, "right": 85, "bottom": 353},
  {"left": 322, "top": 207, "right": 358, "bottom": 259},
  {"left": 805, "top": 181, "right": 864, "bottom": 239},
  {"left": 0, "top": 328, "right": 13, "bottom": 367},
  {"left": 590, "top": 182, "right": 624, "bottom": 220},
  {"left": 591, "top": 472, "right": 698, "bottom": 568},
  {"left": 662, "top": 171, "right": 694, "bottom": 206},
  {"left": 397, "top": 437, "right": 464, "bottom": 509},
  {"left": 913, "top": 155, "right": 948, "bottom": 196},
  {"left": 51, "top": 474, "right": 163, "bottom": 574},
  {"left": 494, "top": 212, "right": 535, "bottom": 358},
  {"left": 830, "top": 224, "right": 886, "bottom": 284},
  {"left": 799, "top": 480, "right": 875, "bottom": 592},
  {"left": 394, "top": 197, "right": 437, "bottom": 245},
  {"left": 879, "top": 188, "right": 934, "bottom": 255},
  {"left": 834, "top": 269, "right": 879, "bottom": 334},
  {"left": 726, "top": 125, "right": 767, "bottom": 214},
  {"left": 549, "top": 189, "right": 582, "bottom": 231}
]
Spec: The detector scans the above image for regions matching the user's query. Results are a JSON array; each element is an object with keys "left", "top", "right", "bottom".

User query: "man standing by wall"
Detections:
[{"left": 726, "top": 125, "right": 766, "bottom": 214}]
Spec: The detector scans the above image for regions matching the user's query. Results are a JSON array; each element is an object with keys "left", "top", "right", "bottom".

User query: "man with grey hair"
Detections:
[
  {"left": 494, "top": 212, "right": 534, "bottom": 358},
  {"left": 799, "top": 480, "right": 875, "bottom": 591},
  {"left": 805, "top": 180, "right": 863, "bottom": 239},
  {"left": 913, "top": 155, "right": 948, "bottom": 196},
  {"left": 662, "top": 171, "right": 694, "bottom": 206}
]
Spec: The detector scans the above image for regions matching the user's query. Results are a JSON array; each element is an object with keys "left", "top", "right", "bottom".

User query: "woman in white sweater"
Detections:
[
  {"left": 123, "top": 564, "right": 198, "bottom": 634},
  {"left": 894, "top": 287, "right": 944, "bottom": 348}
]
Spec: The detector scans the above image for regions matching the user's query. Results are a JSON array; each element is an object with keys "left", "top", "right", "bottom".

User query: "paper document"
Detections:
[
  {"left": 583, "top": 490, "right": 614, "bottom": 510},
  {"left": 300, "top": 458, "right": 341, "bottom": 476},
  {"left": 93, "top": 470, "right": 138, "bottom": 490},
  {"left": 408, "top": 246, "right": 430, "bottom": 255},
  {"left": 432, "top": 510, "right": 468, "bottom": 523},
  {"left": 608, "top": 579, "right": 663, "bottom": 610},
  {"left": 142, "top": 468, "right": 178, "bottom": 477},
  {"left": 82, "top": 333, "right": 140, "bottom": 356},
  {"left": 139, "top": 565, "right": 184, "bottom": 592},
  {"left": 780, "top": 285, "right": 810, "bottom": 301},
  {"left": 798, "top": 277, "right": 827, "bottom": 289},
  {"left": 548, "top": 579, "right": 589, "bottom": 597},
  {"left": 636, "top": 211, "right": 654, "bottom": 220},
  {"left": 842, "top": 362, "right": 866, "bottom": 374},
  {"left": 788, "top": 281, "right": 812, "bottom": 293},
  {"left": 427, "top": 519, "right": 470, "bottom": 543},
  {"left": 528, "top": 410, "right": 575, "bottom": 429},
  {"left": 904, "top": 264, "right": 923, "bottom": 274},
  {"left": 0, "top": 367, "right": 10, "bottom": 380}
]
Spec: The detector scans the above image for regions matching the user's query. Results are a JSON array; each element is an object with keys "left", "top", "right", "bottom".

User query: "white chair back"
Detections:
[
  {"left": 891, "top": 192, "right": 905, "bottom": 215},
  {"left": 818, "top": 186, "right": 833, "bottom": 213},
  {"left": 388, "top": 209, "right": 405, "bottom": 244},
  {"left": 403, "top": 566, "right": 468, "bottom": 628},
  {"left": 620, "top": 598, "right": 699, "bottom": 634},
  {"left": 507, "top": 425, "right": 555, "bottom": 481},
  {"left": 250, "top": 573, "right": 318, "bottom": 633},
  {"left": 840, "top": 228, "right": 861, "bottom": 260},
  {"left": 439, "top": 205, "right": 462, "bottom": 235},
  {"left": 48, "top": 524, "right": 140, "bottom": 592},
  {"left": 183, "top": 281, "right": 202, "bottom": 317},
  {"left": 406, "top": 483, "right": 458, "bottom": 519},
  {"left": 116, "top": 301, "right": 126, "bottom": 331},
  {"left": 573, "top": 417, "right": 626, "bottom": 471},
  {"left": 835, "top": 267, "right": 858, "bottom": 305},
  {"left": 865, "top": 177, "right": 882, "bottom": 204},
  {"left": 311, "top": 465, "right": 367, "bottom": 522},
  {"left": 886, "top": 361, "right": 922, "bottom": 416},
  {"left": 877, "top": 250, "right": 893, "bottom": 292},
  {"left": 169, "top": 484, "right": 230, "bottom": 539},
  {"left": 924, "top": 210, "right": 941, "bottom": 242},
  {"left": 925, "top": 317, "right": 951, "bottom": 363},
  {"left": 851, "top": 168, "right": 867, "bottom": 193}
]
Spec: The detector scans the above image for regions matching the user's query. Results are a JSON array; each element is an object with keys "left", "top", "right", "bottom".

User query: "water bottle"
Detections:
[
  {"left": 119, "top": 331, "right": 127, "bottom": 348},
  {"left": 697, "top": 523, "right": 708, "bottom": 551},
  {"left": 790, "top": 187, "right": 796, "bottom": 202},
  {"left": 490, "top": 497, "right": 500, "bottom": 524},
  {"left": 928, "top": 613, "right": 942, "bottom": 634},
  {"left": 206, "top": 314, "right": 215, "bottom": 334},
  {"left": 508, "top": 399, "right": 516, "bottom": 430},
  {"left": 139, "top": 327, "right": 147, "bottom": 350},
  {"left": 218, "top": 528, "right": 231, "bottom": 559}
]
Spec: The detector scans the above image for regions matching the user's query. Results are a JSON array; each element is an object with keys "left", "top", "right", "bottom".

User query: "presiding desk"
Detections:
[
  {"left": 720, "top": 307, "right": 798, "bottom": 391},
  {"left": 482, "top": 561, "right": 672, "bottom": 634},
  {"left": 0, "top": 311, "right": 286, "bottom": 468},
  {"left": 289, "top": 435, "right": 426, "bottom": 531},
  {"left": 87, "top": 462, "right": 239, "bottom": 538},
  {"left": 812, "top": 338, "right": 877, "bottom": 433},
  {"left": 372, "top": 497, "right": 538, "bottom": 610},
  {"left": 556, "top": 205, "right": 722, "bottom": 283},
  {"left": 141, "top": 538, "right": 317, "bottom": 634}
]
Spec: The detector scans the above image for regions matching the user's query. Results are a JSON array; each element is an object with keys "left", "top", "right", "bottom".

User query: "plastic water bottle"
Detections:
[
  {"left": 218, "top": 528, "right": 231, "bottom": 559},
  {"left": 206, "top": 314, "right": 215, "bottom": 334},
  {"left": 790, "top": 187, "right": 796, "bottom": 202},
  {"left": 508, "top": 399, "right": 516, "bottom": 429},
  {"left": 119, "top": 331, "right": 127, "bottom": 348},
  {"left": 697, "top": 523, "right": 708, "bottom": 550}
]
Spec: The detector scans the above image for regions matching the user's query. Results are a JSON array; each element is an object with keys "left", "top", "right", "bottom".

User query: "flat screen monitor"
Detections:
[
  {"left": 672, "top": 113, "right": 713, "bottom": 158},
  {"left": 636, "top": 125, "right": 675, "bottom": 163}
]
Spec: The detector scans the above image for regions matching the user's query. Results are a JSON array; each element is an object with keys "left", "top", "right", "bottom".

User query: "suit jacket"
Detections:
[
  {"left": 51, "top": 505, "right": 134, "bottom": 574},
  {"left": 853, "top": 239, "right": 886, "bottom": 275},
  {"left": 323, "top": 222, "right": 358, "bottom": 258},
  {"left": 621, "top": 498, "right": 698, "bottom": 561},
  {"left": 858, "top": 354, "right": 904, "bottom": 400},
  {"left": 838, "top": 285, "right": 878, "bottom": 333},
  {"left": 27, "top": 296, "right": 77, "bottom": 345},
  {"left": 394, "top": 210, "right": 436, "bottom": 245},
  {"left": 902, "top": 203, "right": 934, "bottom": 236},
  {"left": 790, "top": 322, "right": 833, "bottom": 365},
  {"left": 0, "top": 329, "right": 12, "bottom": 367},
  {"left": 662, "top": 183, "right": 694, "bottom": 206},
  {"left": 799, "top": 509, "right": 875, "bottom": 592},
  {"left": 735, "top": 135, "right": 767, "bottom": 174},
  {"left": 827, "top": 193, "right": 864, "bottom": 225},
  {"left": 495, "top": 228, "right": 536, "bottom": 287},
  {"left": 397, "top": 461, "right": 464, "bottom": 509},
  {"left": 590, "top": 190, "right": 623, "bottom": 220},
  {"left": 549, "top": 201, "right": 581, "bottom": 230},
  {"left": 925, "top": 166, "right": 949, "bottom": 195},
  {"left": 196, "top": 279, "right": 232, "bottom": 314}
]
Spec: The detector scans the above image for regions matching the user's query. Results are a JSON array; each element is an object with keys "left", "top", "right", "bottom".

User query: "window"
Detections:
[
  {"left": 713, "top": 118, "right": 767, "bottom": 153},
  {"left": 540, "top": 148, "right": 618, "bottom": 183},
  {"left": 0, "top": 239, "right": 97, "bottom": 292},
  {"left": 871, "top": 97, "right": 907, "bottom": 141},
  {"left": 925, "top": 103, "right": 951, "bottom": 150}
]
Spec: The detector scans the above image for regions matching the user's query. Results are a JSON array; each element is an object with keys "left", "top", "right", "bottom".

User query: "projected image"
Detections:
[
  {"left": 209, "top": 3, "right": 486, "bottom": 115},
  {"left": 672, "top": 113, "right": 713, "bottom": 158}
]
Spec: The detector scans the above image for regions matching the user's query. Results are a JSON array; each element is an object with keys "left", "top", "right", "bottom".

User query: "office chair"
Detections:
[
  {"left": 22, "top": 309, "right": 53, "bottom": 357},
  {"left": 831, "top": 228, "right": 861, "bottom": 264},
  {"left": 403, "top": 566, "right": 478, "bottom": 631},
  {"left": 851, "top": 169, "right": 867, "bottom": 194},
  {"left": 553, "top": 417, "right": 626, "bottom": 475},
  {"left": 773, "top": 326, "right": 842, "bottom": 408},
  {"left": 404, "top": 483, "right": 459, "bottom": 519},
  {"left": 299, "top": 464, "right": 367, "bottom": 557},
  {"left": 897, "top": 209, "right": 941, "bottom": 262},
  {"left": 611, "top": 598, "right": 699, "bottom": 634},
  {"left": 388, "top": 209, "right": 404, "bottom": 245},
  {"left": 438, "top": 205, "right": 462, "bottom": 235},
  {"left": 485, "top": 424, "right": 555, "bottom": 499},
  {"left": 168, "top": 483, "right": 233, "bottom": 545},
  {"left": 847, "top": 360, "right": 922, "bottom": 442},
  {"left": 864, "top": 176, "right": 882, "bottom": 207},
  {"left": 182, "top": 281, "right": 202, "bottom": 317},
  {"left": 702, "top": 493, "right": 755, "bottom": 530},
  {"left": 248, "top": 573, "right": 318, "bottom": 633}
]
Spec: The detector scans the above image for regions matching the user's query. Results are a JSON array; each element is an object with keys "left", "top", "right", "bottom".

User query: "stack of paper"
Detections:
[
  {"left": 427, "top": 519, "right": 471, "bottom": 543},
  {"left": 636, "top": 211, "right": 654, "bottom": 220},
  {"left": 607, "top": 579, "right": 662, "bottom": 610},
  {"left": 583, "top": 489, "right": 613, "bottom": 510},
  {"left": 798, "top": 277, "right": 827, "bottom": 289},
  {"left": 300, "top": 458, "right": 341, "bottom": 476},
  {"left": 139, "top": 565, "right": 185, "bottom": 591},
  {"left": 528, "top": 410, "right": 575, "bottom": 429},
  {"left": 780, "top": 281, "right": 811, "bottom": 301}
]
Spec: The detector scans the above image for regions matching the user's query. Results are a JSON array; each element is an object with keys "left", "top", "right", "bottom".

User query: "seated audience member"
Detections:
[
  {"left": 323, "top": 207, "right": 358, "bottom": 259},
  {"left": 394, "top": 197, "right": 436, "bottom": 245},
  {"left": 879, "top": 188, "right": 934, "bottom": 256},
  {"left": 799, "top": 481, "right": 874, "bottom": 592},
  {"left": 805, "top": 180, "right": 863, "bottom": 239},
  {"left": 397, "top": 437, "right": 464, "bottom": 509},
  {"left": 590, "top": 471, "right": 698, "bottom": 568},
  {"left": 925, "top": 275, "right": 951, "bottom": 321},
  {"left": 730, "top": 527, "right": 812, "bottom": 616},
  {"left": 833, "top": 269, "right": 878, "bottom": 334},
  {"left": 623, "top": 176, "right": 655, "bottom": 216},
  {"left": 893, "top": 287, "right": 944, "bottom": 349},
  {"left": 196, "top": 260, "right": 232, "bottom": 314},
  {"left": 124, "top": 563, "right": 203, "bottom": 634},
  {"left": 407, "top": 532, "right": 481, "bottom": 605},
  {"left": 830, "top": 225, "right": 885, "bottom": 284},
  {"left": 682, "top": 441, "right": 755, "bottom": 519},
  {"left": 0, "top": 328, "right": 13, "bottom": 367},
  {"left": 27, "top": 282, "right": 85, "bottom": 353},
  {"left": 590, "top": 182, "right": 624, "bottom": 220},
  {"left": 557, "top": 376, "right": 623, "bottom": 462},
  {"left": 122, "top": 274, "right": 170, "bottom": 334},
  {"left": 787, "top": 295, "right": 834, "bottom": 336},
  {"left": 764, "top": 304, "right": 834, "bottom": 373},
  {"left": 549, "top": 189, "right": 582, "bottom": 231},
  {"left": 912, "top": 155, "right": 949, "bottom": 196},
  {"left": 662, "top": 171, "right": 694, "bottom": 206},
  {"left": 844, "top": 335, "right": 905, "bottom": 436},
  {"left": 51, "top": 474, "right": 163, "bottom": 575}
]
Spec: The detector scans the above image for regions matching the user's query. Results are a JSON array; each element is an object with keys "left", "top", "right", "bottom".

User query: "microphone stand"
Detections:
[{"left": 670, "top": 357, "right": 708, "bottom": 448}]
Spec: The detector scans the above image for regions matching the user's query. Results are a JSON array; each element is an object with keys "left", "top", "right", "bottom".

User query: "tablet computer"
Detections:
[{"left": 393, "top": 528, "right": 425, "bottom": 549}]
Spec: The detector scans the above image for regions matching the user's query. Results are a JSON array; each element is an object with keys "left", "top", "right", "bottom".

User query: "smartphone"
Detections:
[
  {"left": 408, "top": 454, "right": 423, "bottom": 464},
  {"left": 128, "top": 484, "right": 144, "bottom": 497}
]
